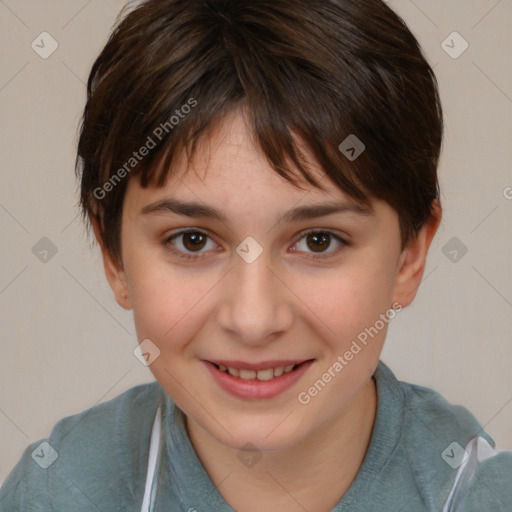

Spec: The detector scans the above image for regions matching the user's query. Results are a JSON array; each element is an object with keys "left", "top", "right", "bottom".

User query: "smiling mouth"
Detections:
[{"left": 209, "top": 360, "right": 313, "bottom": 381}]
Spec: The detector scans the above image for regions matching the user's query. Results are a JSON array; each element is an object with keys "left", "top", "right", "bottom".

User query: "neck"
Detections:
[{"left": 185, "top": 376, "right": 378, "bottom": 512}]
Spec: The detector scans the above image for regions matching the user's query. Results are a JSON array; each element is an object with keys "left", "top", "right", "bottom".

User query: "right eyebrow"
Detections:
[{"left": 139, "top": 199, "right": 228, "bottom": 221}]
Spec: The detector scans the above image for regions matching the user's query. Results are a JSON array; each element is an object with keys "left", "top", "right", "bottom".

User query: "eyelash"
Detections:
[{"left": 163, "top": 228, "right": 349, "bottom": 261}]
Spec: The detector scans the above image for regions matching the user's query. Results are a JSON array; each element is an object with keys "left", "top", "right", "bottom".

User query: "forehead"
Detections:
[
  {"left": 121, "top": 108, "right": 401, "bottom": 239},
  {"left": 126, "top": 109, "right": 363, "bottom": 209}
]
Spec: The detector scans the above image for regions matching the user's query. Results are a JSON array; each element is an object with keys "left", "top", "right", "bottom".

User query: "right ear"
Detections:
[{"left": 90, "top": 216, "right": 132, "bottom": 311}]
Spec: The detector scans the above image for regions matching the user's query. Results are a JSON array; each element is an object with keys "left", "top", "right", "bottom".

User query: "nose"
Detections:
[{"left": 216, "top": 249, "right": 294, "bottom": 347}]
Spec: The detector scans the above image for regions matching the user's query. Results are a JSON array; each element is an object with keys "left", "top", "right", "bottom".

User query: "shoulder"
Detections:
[
  {"left": 396, "top": 374, "right": 512, "bottom": 510},
  {"left": 453, "top": 439, "right": 512, "bottom": 511},
  {"left": 0, "top": 381, "right": 163, "bottom": 511},
  {"left": 399, "top": 378, "right": 492, "bottom": 445}
]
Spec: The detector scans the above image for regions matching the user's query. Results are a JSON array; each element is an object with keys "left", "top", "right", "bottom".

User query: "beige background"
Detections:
[{"left": 0, "top": 0, "right": 511, "bottom": 484}]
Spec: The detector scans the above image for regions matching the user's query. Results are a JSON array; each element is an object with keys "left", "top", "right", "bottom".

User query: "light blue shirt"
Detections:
[{"left": 1, "top": 360, "right": 511, "bottom": 511}]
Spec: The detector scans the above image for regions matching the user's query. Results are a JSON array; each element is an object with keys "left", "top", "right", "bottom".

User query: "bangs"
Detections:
[{"left": 77, "top": 0, "right": 442, "bottom": 262}]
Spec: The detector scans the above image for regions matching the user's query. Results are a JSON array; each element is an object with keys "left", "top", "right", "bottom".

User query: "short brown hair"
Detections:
[{"left": 76, "top": 0, "right": 443, "bottom": 266}]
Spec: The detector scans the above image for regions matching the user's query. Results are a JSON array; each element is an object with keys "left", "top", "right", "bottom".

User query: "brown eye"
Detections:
[
  {"left": 181, "top": 232, "right": 208, "bottom": 252},
  {"left": 306, "top": 232, "right": 331, "bottom": 252},
  {"left": 293, "top": 230, "right": 347, "bottom": 259},
  {"left": 165, "top": 230, "right": 217, "bottom": 260}
]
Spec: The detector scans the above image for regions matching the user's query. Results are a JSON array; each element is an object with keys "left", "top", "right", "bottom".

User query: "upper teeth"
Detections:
[{"left": 218, "top": 364, "right": 297, "bottom": 381}]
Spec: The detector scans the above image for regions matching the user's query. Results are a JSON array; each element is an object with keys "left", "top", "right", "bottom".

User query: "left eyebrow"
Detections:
[
  {"left": 277, "top": 201, "right": 374, "bottom": 223},
  {"left": 139, "top": 198, "right": 374, "bottom": 223}
]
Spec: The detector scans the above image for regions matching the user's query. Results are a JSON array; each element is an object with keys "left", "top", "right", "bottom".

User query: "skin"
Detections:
[{"left": 94, "top": 108, "right": 441, "bottom": 511}]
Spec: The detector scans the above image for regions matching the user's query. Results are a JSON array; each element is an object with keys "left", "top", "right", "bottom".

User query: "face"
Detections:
[{"left": 100, "top": 109, "right": 438, "bottom": 453}]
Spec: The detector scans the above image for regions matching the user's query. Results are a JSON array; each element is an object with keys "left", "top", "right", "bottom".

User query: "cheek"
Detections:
[
  {"left": 290, "top": 257, "right": 395, "bottom": 341},
  {"left": 126, "top": 254, "right": 220, "bottom": 346}
]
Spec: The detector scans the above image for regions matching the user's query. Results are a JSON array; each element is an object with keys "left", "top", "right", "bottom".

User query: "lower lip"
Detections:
[{"left": 202, "top": 360, "right": 315, "bottom": 400}]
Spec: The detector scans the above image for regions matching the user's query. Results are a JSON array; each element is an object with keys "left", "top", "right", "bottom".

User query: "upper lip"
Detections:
[{"left": 205, "top": 359, "right": 313, "bottom": 371}]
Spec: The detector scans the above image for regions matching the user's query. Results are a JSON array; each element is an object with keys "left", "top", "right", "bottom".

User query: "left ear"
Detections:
[{"left": 392, "top": 200, "right": 442, "bottom": 308}]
